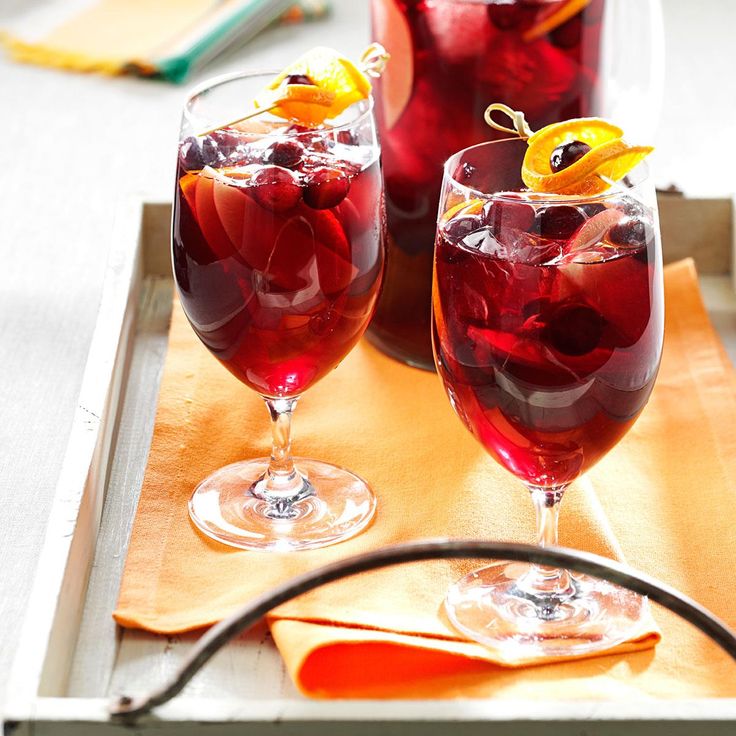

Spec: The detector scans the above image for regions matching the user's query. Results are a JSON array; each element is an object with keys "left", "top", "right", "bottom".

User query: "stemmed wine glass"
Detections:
[
  {"left": 432, "top": 137, "right": 663, "bottom": 657},
  {"left": 172, "top": 71, "right": 384, "bottom": 551}
]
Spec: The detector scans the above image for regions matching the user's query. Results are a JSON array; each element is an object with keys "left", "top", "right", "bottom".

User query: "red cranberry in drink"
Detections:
[
  {"left": 337, "top": 130, "right": 357, "bottom": 145},
  {"left": 550, "top": 15, "right": 582, "bottom": 49},
  {"left": 483, "top": 199, "right": 536, "bottom": 237},
  {"left": 609, "top": 217, "right": 649, "bottom": 249},
  {"left": 251, "top": 166, "right": 302, "bottom": 212},
  {"left": 309, "top": 136, "right": 332, "bottom": 153},
  {"left": 180, "top": 136, "right": 205, "bottom": 171},
  {"left": 550, "top": 140, "right": 591, "bottom": 172},
  {"left": 200, "top": 137, "right": 224, "bottom": 166},
  {"left": 536, "top": 205, "right": 585, "bottom": 239},
  {"left": 303, "top": 167, "right": 350, "bottom": 209},
  {"left": 285, "top": 73, "right": 314, "bottom": 85},
  {"left": 264, "top": 139, "right": 305, "bottom": 169},
  {"left": 580, "top": 202, "right": 606, "bottom": 218},
  {"left": 545, "top": 304, "right": 604, "bottom": 356},
  {"left": 444, "top": 214, "right": 483, "bottom": 243},
  {"left": 284, "top": 124, "right": 330, "bottom": 153},
  {"left": 210, "top": 129, "right": 240, "bottom": 156}
]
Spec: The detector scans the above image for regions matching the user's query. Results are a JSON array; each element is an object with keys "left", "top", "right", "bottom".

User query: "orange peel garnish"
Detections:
[
  {"left": 484, "top": 105, "right": 654, "bottom": 196},
  {"left": 522, "top": 118, "right": 653, "bottom": 195},
  {"left": 256, "top": 46, "right": 374, "bottom": 126},
  {"left": 262, "top": 83, "right": 337, "bottom": 126},
  {"left": 198, "top": 45, "right": 386, "bottom": 135}
]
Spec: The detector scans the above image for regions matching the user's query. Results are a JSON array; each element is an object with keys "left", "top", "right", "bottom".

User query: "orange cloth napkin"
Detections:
[{"left": 114, "top": 259, "right": 736, "bottom": 699}]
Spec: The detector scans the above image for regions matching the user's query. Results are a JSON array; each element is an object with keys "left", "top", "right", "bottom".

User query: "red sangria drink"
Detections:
[
  {"left": 173, "top": 52, "right": 386, "bottom": 551},
  {"left": 174, "top": 126, "right": 382, "bottom": 398},
  {"left": 369, "top": 0, "right": 607, "bottom": 368},
  {"left": 434, "top": 120, "right": 663, "bottom": 660},
  {"left": 434, "top": 153, "right": 662, "bottom": 488}
]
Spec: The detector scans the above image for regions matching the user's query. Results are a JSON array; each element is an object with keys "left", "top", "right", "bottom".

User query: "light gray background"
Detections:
[{"left": 1, "top": 0, "right": 735, "bottom": 712}]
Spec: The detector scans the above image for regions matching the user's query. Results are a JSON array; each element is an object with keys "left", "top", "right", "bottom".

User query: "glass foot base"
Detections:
[
  {"left": 445, "top": 561, "right": 648, "bottom": 662},
  {"left": 188, "top": 458, "right": 376, "bottom": 551}
]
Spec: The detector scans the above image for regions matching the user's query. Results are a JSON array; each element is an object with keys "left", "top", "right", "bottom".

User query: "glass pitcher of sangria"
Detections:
[{"left": 367, "top": 0, "right": 664, "bottom": 369}]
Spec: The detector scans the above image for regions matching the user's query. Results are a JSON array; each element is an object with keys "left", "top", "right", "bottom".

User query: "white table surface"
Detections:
[{"left": 1, "top": 0, "right": 735, "bottom": 717}]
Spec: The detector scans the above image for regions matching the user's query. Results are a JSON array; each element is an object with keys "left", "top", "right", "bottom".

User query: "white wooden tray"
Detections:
[{"left": 4, "top": 198, "right": 736, "bottom": 735}]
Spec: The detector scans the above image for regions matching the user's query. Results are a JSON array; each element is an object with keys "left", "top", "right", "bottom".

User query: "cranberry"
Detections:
[
  {"left": 210, "top": 129, "right": 240, "bottom": 156},
  {"left": 287, "top": 123, "right": 312, "bottom": 134},
  {"left": 545, "top": 304, "right": 604, "bottom": 356},
  {"left": 251, "top": 166, "right": 302, "bottom": 212},
  {"left": 308, "top": 135, "right": 331, "bottom": 153},
  {"left": 289, "top": 127, "right": 331, "bottom": 153},
  {"left": 483, "top": 199, "right": 536, "bottom": 237},
  {"left": 608, "top": 217, "right": 650, "bottom": 249},
  {"left": 444, "top": 214, "right": 483, "bottom": 243},
  {"left": 536, "top": 205, "right": 585, "bottom": 240},
  {"left": 550, "top": 15, "right": 582, "bottom": 49},
  {"left": 336, "top": 129, "right": 357, "bottom": 145},
  {"left": 264, "top": 139, "right": 304, "bottom": 169},
  {"left": 285, "top": 73, "right": 314, "bottom": 85},
  {"left": 550, "top": 140, "right": 591, "bottom": 172},
  {"left": 303, "top": 167, "right": 350, "bottom": 209},
  {"left": 200, "top": 137, "right": 224, "bottom": 166},
  {"left": 180, "top": 136, "right": 205, "bottom": 170},
  {"left": 580, "top": 202, "right": 606, "bottom": 218}
]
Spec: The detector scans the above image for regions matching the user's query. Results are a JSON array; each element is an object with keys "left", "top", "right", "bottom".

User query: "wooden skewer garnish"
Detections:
[
  {"left": 483, "top": 103, "right": 644, "bottom": 196},
  {"left": 484, "top": 102, "right": 535, "bottom": 139},
  {"left": 197, "top": 43, "right": 390, "bottom": 138},
  {"left": 360, "top": 42, "right": 391, "bottom": 78},
  {"left": 198, "top": 98, "right": 280, "bottom": 137}
]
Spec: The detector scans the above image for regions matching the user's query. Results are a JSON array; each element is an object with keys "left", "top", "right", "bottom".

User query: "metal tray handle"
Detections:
[{"left": 110, "top": 539, "right": 736, "bottom": 720}]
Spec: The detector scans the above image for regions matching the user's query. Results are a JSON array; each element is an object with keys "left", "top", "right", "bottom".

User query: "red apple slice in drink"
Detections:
[
  {"left": 304, "top": 206, "right": 356, "bottom": 297},
  {"left": 563, "top": 206, "right": 625, "bottom": 260},
  {"left": 371, "top": 0, "right": 413, "bottom": 128},
  {"left": 210, "top": 174, "right": 311, "bottom": 293},
  {"left": 194, "top": 167, "right": 242, "bottom": 264}
]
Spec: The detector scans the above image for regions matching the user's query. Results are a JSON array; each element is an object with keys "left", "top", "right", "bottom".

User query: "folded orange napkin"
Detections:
[{"left": 114, "top": 259, "right": 736, "bottom": 699}]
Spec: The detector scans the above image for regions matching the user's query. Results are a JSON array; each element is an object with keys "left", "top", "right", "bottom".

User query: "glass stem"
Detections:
[
  {"left": 249, "top": 397, "right": 312, "bottom": 518},
  {"left": 532, "top": 485, "right": 564, "bottom": 549},
  {"left": 517, "top": 485, "right": 575, "bottom": 603},
  {"left": 266, "top": 397, "right": 297, "bottom": 482}
]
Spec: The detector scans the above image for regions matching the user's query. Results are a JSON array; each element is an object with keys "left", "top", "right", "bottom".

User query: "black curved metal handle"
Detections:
[{"left": 110, "top": 539, "right": 736, "bottom": 720}]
